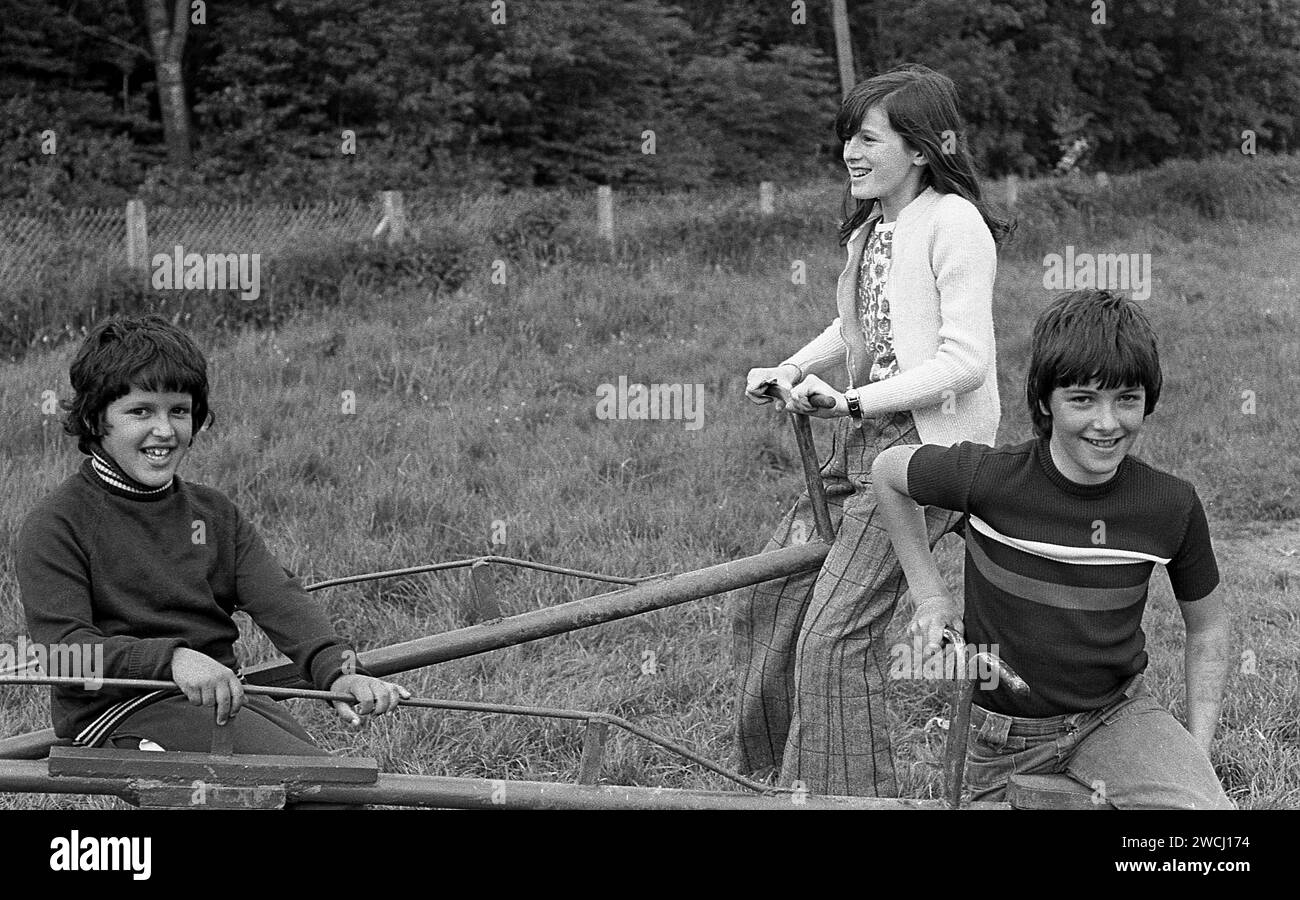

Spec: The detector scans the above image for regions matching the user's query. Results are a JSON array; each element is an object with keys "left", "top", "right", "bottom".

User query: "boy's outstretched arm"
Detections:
[
  {"left": 872, "top": 446, "right": 961, "bottom": 657},
  {"left": 1179, "top": 589, "right": 1231, "bottom": 755},
  {"left": 232, "top": 508, "right": 411, "bottom": 725}
]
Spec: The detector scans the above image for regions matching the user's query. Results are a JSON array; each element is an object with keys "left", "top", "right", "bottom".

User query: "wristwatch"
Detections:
[{"left": 845, "top": 388, "right": 864, "bottom": 423}]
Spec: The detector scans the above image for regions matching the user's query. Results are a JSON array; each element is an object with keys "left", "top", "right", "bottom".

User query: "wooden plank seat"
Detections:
[
  {"left": 48, "top": 745, "right": 378, "bottom": 784},
  {"left": 46, "top": 746, "right": 380, "bottom": 809}
]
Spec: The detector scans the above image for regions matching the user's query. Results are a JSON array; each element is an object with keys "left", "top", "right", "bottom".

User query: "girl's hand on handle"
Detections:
[
  {"left": 745, "top": 365, "right": 799, "bottom": 410},
  {"left": 170, "top": 647, "right": 245, "bottom": 725},
  {"left": 790, "top": 374, "right": 847, "bottom": 418}
]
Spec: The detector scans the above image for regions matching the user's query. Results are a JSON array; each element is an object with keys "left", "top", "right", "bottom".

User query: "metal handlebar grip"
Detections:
[{"left": 757, "top": 383, "right": 834, "bottom": 542}]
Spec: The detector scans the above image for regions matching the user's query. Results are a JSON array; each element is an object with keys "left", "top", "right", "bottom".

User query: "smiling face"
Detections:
[
  {"left": 843, "top": 104, "right": 927, "bottom": 220},
  {"left": 1041, "top": 380, "right": 1146, "bottom": 485},
  {"left": 98, "top": 387, "right": 194, "bottom": 486}
]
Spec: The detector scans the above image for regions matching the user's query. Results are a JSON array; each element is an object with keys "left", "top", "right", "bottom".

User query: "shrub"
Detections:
[{"left": 0, "top": 230, "right": 476, "bottom": 360}]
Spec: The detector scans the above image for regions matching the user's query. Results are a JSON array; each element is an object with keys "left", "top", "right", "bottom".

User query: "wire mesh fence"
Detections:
[
  {"left": 0, "top": 180, "right": 875, "bottom": 287},
  {"left": 0, "top": 196, "right": 386, "bottom": 284},
  {"left": 0, "top": 208, "right": 124, "bottom": 284}
]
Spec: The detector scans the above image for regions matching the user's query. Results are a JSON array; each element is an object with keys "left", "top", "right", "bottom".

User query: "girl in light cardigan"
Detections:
[{"left": 733, "top": 64, "right": 1013, "bottom": 797}]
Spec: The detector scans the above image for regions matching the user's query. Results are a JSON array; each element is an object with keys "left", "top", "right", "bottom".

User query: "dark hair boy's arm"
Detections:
[
  {"left": 1179, "top": 589, "right": 1231, "bottom": 755},
  {"left": 872, "top": 445, "right": 961, "bottom": 654},
  {"left": 1167, "top": 491, "right": 1227, "bottom": 754}
]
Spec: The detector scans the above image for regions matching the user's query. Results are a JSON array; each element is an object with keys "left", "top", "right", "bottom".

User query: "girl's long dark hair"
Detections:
[{"left": 835, "top": 64, "right": 1014, "bottom": 246}]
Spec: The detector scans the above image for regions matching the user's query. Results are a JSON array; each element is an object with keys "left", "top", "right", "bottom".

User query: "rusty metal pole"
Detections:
[
  {"left": 944, "top": 647, "right": 976, "bottom": 809},
  {"left": 790, "top": 412, "right": 834, "bottom": 542},
  {"left": 0, "top": 759, "right": 1008, "bottom": 809},
  {"left": 243, "top": 541, "right": 831, "bottom": 688},
  {"left": 761, "top": 382, "right": 834, "bottom": 542},
  {"left": 239, "top": 389, "right": 837, "bottom": 690},
  {"left": 296, "top": 774, "right": 1009, "bottom": 809},
  {"left": 0, "top": 729, "right": 57, "bottom": 760}
]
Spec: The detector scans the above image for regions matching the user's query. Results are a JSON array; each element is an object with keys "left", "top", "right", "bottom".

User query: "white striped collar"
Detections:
[
  {"left": 88, "top": 445, "right": 173, "bottom": 498},
  {"left": 967, "top": 515, "right": 1172, "bottom": 566}
]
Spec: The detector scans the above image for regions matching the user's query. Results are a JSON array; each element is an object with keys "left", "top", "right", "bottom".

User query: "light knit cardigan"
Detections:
[{"left": 783, "top": 186, "right": 1000, "bottom": 447}]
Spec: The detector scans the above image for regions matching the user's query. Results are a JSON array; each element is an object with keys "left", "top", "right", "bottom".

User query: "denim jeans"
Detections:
[{"left": 965, "top": 675, "right": 1234, "bottom": 810}]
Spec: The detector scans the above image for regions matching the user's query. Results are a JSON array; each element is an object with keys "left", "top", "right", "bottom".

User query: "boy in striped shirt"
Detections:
[{"left": 872, "top": 289, "right": 1233, "bottom": 808}]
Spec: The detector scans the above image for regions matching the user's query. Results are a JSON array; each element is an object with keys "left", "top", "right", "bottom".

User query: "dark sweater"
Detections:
[{"left": 17, "top": 459, "right": 357, "bottom": 742}]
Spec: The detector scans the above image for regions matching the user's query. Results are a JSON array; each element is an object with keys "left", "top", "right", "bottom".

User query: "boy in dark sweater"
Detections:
[
  {"left": 17, "top": 315, "right": 408, "bottom": 754},
  {"left": 872, "top": 289, "right": 1233, "bottom": 808}
]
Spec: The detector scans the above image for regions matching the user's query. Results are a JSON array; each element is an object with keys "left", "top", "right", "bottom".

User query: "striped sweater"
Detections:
[{"left": 908, "top": 437, "right": 1219, "bottom": 717}]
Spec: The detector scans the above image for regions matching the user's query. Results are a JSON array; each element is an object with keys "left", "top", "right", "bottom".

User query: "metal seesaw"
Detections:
[{"left": 0, "top": 387, "right": 1101, "bottom": 809}]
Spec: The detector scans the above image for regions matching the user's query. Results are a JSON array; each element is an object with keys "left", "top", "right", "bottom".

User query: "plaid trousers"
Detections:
[{"left": 731, "top": 410, "right": 962, "bottom": 797}]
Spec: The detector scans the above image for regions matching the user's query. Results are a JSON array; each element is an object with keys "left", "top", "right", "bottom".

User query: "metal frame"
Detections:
[
  {"left": 0, "top": 401, "right": 1078, "bottom": 810},
  {"left": 0, "top": 752, "right": 1012, "bottom": 809}
]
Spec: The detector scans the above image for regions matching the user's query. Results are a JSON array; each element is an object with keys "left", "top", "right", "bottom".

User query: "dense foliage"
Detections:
[{"left": 3, "top": 0, "right": 1298, "bottom": 206}]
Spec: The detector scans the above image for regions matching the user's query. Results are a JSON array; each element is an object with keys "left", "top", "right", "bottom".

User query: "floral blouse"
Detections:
[{"left": 856, "top": 221, "right": 900, "bottom": 384}]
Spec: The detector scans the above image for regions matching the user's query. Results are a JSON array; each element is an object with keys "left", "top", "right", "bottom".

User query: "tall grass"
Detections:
[{"left": 1, "top": 153, "right": 1298, "bottom": 808}]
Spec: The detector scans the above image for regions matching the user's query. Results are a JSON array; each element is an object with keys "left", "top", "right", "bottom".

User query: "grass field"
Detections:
[{"left": 1, "top": 156, "right": 1298, "bottom": 808}]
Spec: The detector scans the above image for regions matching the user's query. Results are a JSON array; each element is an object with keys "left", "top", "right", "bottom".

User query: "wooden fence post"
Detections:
[
  {"left": 596, "top": 186, "right": 613, "bottom": 245},
  {"left": 577, "top": 720, "right": 608, "bottom": 785},
  {"left": 468, "top": 559, "right": 502, "bottom": 624},
  {"left": 376, "top": 190, "right": 406, "bottom": 244},
  {"left": 125, "top": 199, "right": 149, "bottom": 270},
  {"left": 759, "top": 181, "right": 775, "bottom": 215}
]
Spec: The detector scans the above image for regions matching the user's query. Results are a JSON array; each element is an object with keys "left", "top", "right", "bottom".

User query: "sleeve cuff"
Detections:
[
  {"left": 129, "top": 638, "right": 190, "bottom": 681},
  {"left": 905, "top": 445, "right": 946, "bottom": 507},
  {"left": 308, "top": 643, "right": 371, "bottom": 691}
]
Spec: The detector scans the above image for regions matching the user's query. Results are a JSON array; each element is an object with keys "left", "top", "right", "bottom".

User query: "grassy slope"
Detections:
[{"left": 1, "top": 163, "right": 1298, "bottom": 808}]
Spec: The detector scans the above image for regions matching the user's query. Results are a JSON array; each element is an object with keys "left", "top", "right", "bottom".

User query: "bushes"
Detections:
[
  {"left": 1117, "top": 155, "right": 1298, "bottom": 223},
  {"left": 998, "top": 152, "right": 1300, "bottom": 260},
  {"left": 487, "top": 197, "right": 577, "bottom": 265},
  {"left": 0, "top": 229, "right": 474, "bottom": 361},
  {"left": 629, "top": 205, "right": 826, "bottom": 270}
]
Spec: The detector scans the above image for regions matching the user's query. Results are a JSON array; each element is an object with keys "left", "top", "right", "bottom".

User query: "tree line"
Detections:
[{"left": 3, "top": 0, "right": 1297, "bottom": 208}]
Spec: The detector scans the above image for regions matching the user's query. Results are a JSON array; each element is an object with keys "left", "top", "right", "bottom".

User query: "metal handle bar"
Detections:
[
  {"left": 939, "top": 627, "right": 1032, "bottom": 808},
  {"left": 758, "top": 381, "right": 834, "bottom": 542}
]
